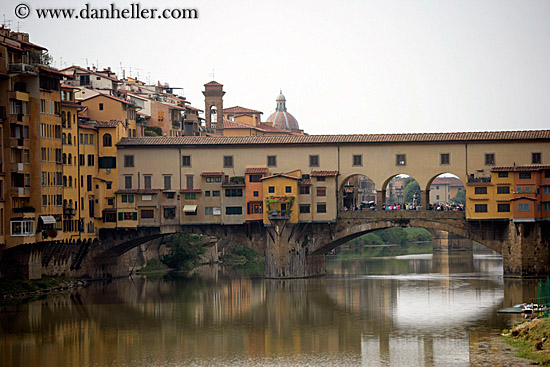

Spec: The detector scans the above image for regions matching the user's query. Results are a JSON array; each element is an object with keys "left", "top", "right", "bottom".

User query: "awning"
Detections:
[
  {"left": 40, "top": 215, "right": 56, "bottom": 224},
  {"left": 183, "top": 205, "right": 197, "bottom": 213}
]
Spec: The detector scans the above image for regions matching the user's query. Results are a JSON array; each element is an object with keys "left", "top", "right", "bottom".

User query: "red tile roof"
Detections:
[
  {"left": 221, "top": 182, "right": 246, "bottom": 187},
  {"left": 0, "top": 41, "right": 24, "bottom": 52},
  {"left": 186, "top": 105, "right": 203, "bottom": 112},
  {"left": 260, "top": 173, "right": 300, "bottom": 181},
  {"left": 491, "top": 165, "right": 550, "bottom": 172},
  {"left": 95, "top": 120, "right": 121, "bottom": 128},
  {"left": 245, "top": 167, "right": 269, "bottom": 174},
  {"left": 224, "top": 106, "right": 263, "bottom": 114},
  {"left": 431, "top": 177, "right": 464, "bottom": 186},
  {"left": 201, "top": 171, "right": 224, "bottom": 177},
  {"left": 38, "top": 66, "right": 66, "bottom": 78},
  {"left": 61, "top": 101, "right": 84, "bottom": 109},
  {"left": 510, "top": 196, "right": 538, "bottom": 201},
  {"left": 115, "top": 189, "right": 160, "bottom": 194},
  {"left": 117, "top": 130, "right": 550, "bottom": 147},
  {"left": 61, "top": 84, "right": 80, "bottom": 89},
  {"left": 223, "top": 119, "right": 253, "bottom": 129},
  {"left": 204, "top": 81, "right": 223, "bottom": 86},
  {"left": 82, "top": 92, "right": 138, "bottom": 108},
  {"left": 299, "top": 179, "right": 312, "bottom": 186},
  {"left": 310, "top": 171, "right": 339, "bottom": 177},
  {"left": 78, "top": 123, "right": 96, "bottom": 130}
]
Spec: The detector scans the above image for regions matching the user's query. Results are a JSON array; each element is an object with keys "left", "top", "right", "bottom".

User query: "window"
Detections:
[
  {"left": 299, "top": 205, "right": 310, "bottom": 213},
  {"left": 474, "top": 187, "right": 487, "bottom": 195},
  {"left": 497, "top": 203, "right": 510, "bottom": 212},
  {"left": 317, "top": 187, "right": 326, "bottom": 196},
  {"left": 212, "top": 190, "right": 220, "bottom": 197},
  {"left": 204, "top": 191, "right": 211, "bottom": 197},
  {"left": 532, "top": 152, "right": 542, "bottom": 164},
  {"left": 285, "top": 186, "right": 292, "bottom": 193},
  {"left": 309, "top": 155, "right": 319, "bottom": 167},
  {"left": 317, "top": 203, "right": 327, "bottom": 213},
  {"left": 103, "top": 133, "right": 112, "bottom": 147},
  {"left": 223, "top": 156, "right": 233, "bottom": 168},
  {"left": 124, "top": 175, "right": 132, "bottom": 189},
  {"left": 249, "top": 174, "right": 262, "bottom": 183},
  {"left": 436, "top": 195, "right": 440, "bottom": 200},
  {"left": 300, "top": 185, "right": 310, "bottom": 195},
  {"left": 440, "top": 153, "right": 450, "bottom": 165},
  {"left": 182, "top": 155, "right": 191, "bottom": 167},
  {"left": 396, "top": 154, "right": 406, "bottom": 166},
  {"left": 253, "top": 191, "right": 259, "bottom": 197},
  {"left": 205, "top": 207, "right": 213, "bottom": 215},
  {"left": 544, "top": 203, "right": 550, "bottom": 211},
  {"left": 166, "top": 192, "right": 175, "bottom": 199},
  {"left": 475, "top": 204, "right": 488, "bottom": 213},
  {"left": 87, "top": 175, "right": 92, "bottom": 191},
  {"left": 497, "top": 186, "right": 510, "bottom": 194},
  {"left": 87, "top": 154, "right": 95, "bottom": 166},
  {"left": 121, "top": 194, "right": 134, "bottom": 203},
  {"left": 79, "top": 154, "right": 85, "bottom": 166},
  {"left": 498, "top": 172, "right": 509, "bottom": 178},
  {"left": 164, "top": 175, "right": 172, "bottom": 190},
  {"left": 247, "top": 202, "right": 263, "bottom": 214},
  {"left": 544, "top": 187, "right": 550, "bottom": 194},
  {"left": 519, "top": 172, "right": 531, "bottom": 180},
  {"left": 99, "top": 103, "right": 104, "bottom": 111},
  {"left": 226, "top": 206, "right": 243, "bottom": 215},
  {"left": 184, "top": 193, "right": 196, "bottom": 200},
  {"left": 225, "top": 188, "right": 243, "bottom": 197},
  {"left": 141, "top": 210, "right": 154, "bottom": 219},
  {"left": 144, "top": 175, "right": 152, "bottom": 189},
  {"left": 317, "top": 176, "right": 325, "bottom": 182},
  {"left": 485, "top": 153, "right": 495, "bottom": 165},
  {"left": 268, "top": 186, "right": 275, "bottom": 193},
  {"left": 10, "top": 220, "right": 34, "bottom": 236},
  {"left": 163, "top": 207, "right": 176, "bottom": 219},
  {"left": 267, "top": 155, "right": 277, "bottom": 167},
  {"left": 205, "top": 176, "right": 222, "bottom": 183},
  {"left": 546, "top": 170, "right": 550, "bottom": 178},
  {"left": 518, "top": 203, "right": 530, "bottom": 212},
  {"left": 124, "top": 155, "right": 134, "bottom": 167},
  {"left": 352, "top": 155, "right": 362, "bottom": 166},
  {"left": 213, "top": 207, "right": 221, "bottom": 215},
  {"left": 525, "top": 186, "right": 532, "bottom": 193}
]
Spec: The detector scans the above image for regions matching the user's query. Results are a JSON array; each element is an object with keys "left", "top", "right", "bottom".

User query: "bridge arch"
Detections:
[{"left": 339, "top": 173, "right": 377, "bottom": 210}]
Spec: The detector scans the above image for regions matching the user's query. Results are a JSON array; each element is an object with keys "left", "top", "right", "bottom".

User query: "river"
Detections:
[{"left": 0, "top": 253, "right": 538, "bottom": 367}]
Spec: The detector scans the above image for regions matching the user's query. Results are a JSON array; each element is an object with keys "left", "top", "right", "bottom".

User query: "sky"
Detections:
[{"left": 3, "top": 0, "right": 550, "bottom": 135}]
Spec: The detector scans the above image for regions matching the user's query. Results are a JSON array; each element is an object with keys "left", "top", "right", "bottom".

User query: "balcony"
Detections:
[
  {"left": 9, "top": 90, "right": 29, "bottom": 102},
  {"left": 63, "top": 207, "right": 76, "bottom": 218},
  {"left": 13, "top": 206, "right": 36, "bottom": 214},
  {"left": 8, "top": 63, "right": 36, "bottom": 74}
]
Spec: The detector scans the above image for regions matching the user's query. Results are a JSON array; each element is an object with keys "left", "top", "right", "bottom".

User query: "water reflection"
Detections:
[{"left": 0, "top": 254, "right": 538, "bottom": 367}]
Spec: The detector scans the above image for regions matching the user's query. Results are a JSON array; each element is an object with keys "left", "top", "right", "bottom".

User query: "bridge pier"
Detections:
[
  {"left": 502, "top": 222, "right": 550, "bottom": 278},
  {"left": 430, "top": 230, "right": 473, "bottom": 252},
  {"left": 264, "top": 218, "right": 325, "bottom": 278}
]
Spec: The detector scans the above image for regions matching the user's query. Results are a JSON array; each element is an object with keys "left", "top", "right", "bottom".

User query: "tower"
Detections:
[{"left": 203, "top": 81, "right": 225, "bottom": 135}]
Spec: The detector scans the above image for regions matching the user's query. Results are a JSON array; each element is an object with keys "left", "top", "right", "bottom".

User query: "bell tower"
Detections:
[{"left": 203, "top": 81, "right": 225, "bottom": 135}]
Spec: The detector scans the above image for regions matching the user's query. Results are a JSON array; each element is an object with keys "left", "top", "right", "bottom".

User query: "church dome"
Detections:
[{"left": 266, "top": 90, "right": 300, "bottom": 131}]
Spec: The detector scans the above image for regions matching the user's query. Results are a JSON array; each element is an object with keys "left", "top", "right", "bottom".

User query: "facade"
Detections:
[{"left": 429, "top": 176, "right": 464, "bottom": 204}]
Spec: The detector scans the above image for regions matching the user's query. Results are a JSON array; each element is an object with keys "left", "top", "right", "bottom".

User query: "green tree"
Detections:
[
  {"left": 378, "top": 227, "right": 408, "bottom": 245},
  {"left": 162, "top": 234, "right": 206, "bottom": 271},
  {"left": 451, "top": 189, "right": 466, "bottom": 205},
  {"left": 403, "top": 180, "right": 421, "bottom": 204},
  {"left": 145, "top": 126, "right": 163, "bottom": 136}
]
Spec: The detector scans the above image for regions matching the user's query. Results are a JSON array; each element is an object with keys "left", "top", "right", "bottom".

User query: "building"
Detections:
[
  {"left": 265, "top": 91, "right": 302, "bottom": 133},
  {"left": 429, "top": 176, "right": 464, "bottom": 204}
]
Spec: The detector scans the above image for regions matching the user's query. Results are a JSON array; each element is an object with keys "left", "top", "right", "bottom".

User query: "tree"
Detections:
[
  {"left": 162, "top": 234, "right": 206, "bottom": 271},
  {"left": 451, "top": 189, "right": 466, "bottom": 205},
  {"left": 403, "top": 180, "right": 421, "bottom": 204}
]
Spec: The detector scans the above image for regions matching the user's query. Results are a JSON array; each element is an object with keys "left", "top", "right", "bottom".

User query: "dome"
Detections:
[{"left": 266, "top": 90, "right": 300, "bottom": 131}]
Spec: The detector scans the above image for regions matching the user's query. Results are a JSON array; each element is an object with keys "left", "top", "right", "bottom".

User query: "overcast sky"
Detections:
[{"left": 3, "top": 0, "right": 550, "bottom": 134}]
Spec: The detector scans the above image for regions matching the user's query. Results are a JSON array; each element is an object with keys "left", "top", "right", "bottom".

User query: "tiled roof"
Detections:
[
  {"left": 222, "top": 182, "right": 246, "bottom": 187},
  {"left": 223, "top": 119, "right": 253, "bottom": 129},
  {"left": 186, "top": 105, "right": 203, "bottom": 112},
  {"left": 117, "top": 130, "right": 550, "bottom": 147},
  {"left": 260, "top": 173, "right": 300, "bottom": 181},
  {"left": 245, "top": 167, "right": 269, "bottom": 174},
  {"left": 95, "top": 120, "right": 121, "bottom": 128},
  {"left": 201, "top": 171, "right": 224, "bottom": 176},
  {"left": 61, "top": 101, "right": 83, "bottom": 109},
  {"left": 299, "top": 179, "right": 312, "bottom": 186},
  {"left": 491, "top": 165, "right": 550, "bottom": 172},
  {"left": 224, "top": 106, "right": 263, "bottom": 114},
  {"left": 254, "top": 123, "right": 292, "bottom": 134},
  {"left": 180, "top": 189, "right": 202, "bottom": 193},
  {"left": 0, "top": 41, "right": 24, "bottom": 52},
  {"left": 82, "top": 92, "right": 138, "bottom": 107},
  {"left": 510, "top": 196, "right": 538, "bottom": 201},
  {"left": 78, "top": 124, "right": 96, "bottom": 130},
  {"left": 115, "top": 189, "right": 160, "bottom": 194},
  {"left": 310, "top": 171, "right": 339, "bottom": 177},
  {"left": 204, "top": 81, "right": 223, "bottom": 86},
  {"left": 38, "top": 66, "right": 66, "bottom": 78},
  {"left": 61, "top": 84, "right": 80, "bottom": 89},
  {"left": 431, "top": 177, "right": 464, "bottom": 186}
]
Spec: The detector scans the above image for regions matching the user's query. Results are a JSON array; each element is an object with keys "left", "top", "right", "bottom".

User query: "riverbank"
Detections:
[
  {"left": 0, "top": 276, "right": 88, "bottom": 305},
  {"left": 504, "top": 318, "right": 550, "bottom": 366}
]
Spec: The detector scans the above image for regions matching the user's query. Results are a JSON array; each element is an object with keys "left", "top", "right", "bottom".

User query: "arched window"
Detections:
[
  {"left": 62, "top": 153, "right": 67, "bottom": 164},
  {"left": 67, "top": 133, "right": 72, "bottom": 145},
  {"left": 67, "top": 112, "right": 71, "bottom": 127},
  {"left": 68, "top": 175, "right": 72, "bottom": 187},
  {"left": 103, "top": 133, "right": 112, "bottom": 147},
  {"left": 69, "top": 199, "right": 73, "bottom": 209},
  {"left": 62, "top": 111, "right": 66, "bottom": 128},
  {"left": 68, "top": 153, "right": 72, "bottom": 165},
  {"left": 67, "top": 114, "right": 72, "bottom": 128},
  {"left": 210, "top": 105, "right": 217, "bottom": 123},
  {"left": 63, "top": 199, "right": 67, "bottom": 208},
  {"left": 63, "top": 176, "right": 67, "bottom": 187},
  {"left": 62, "top": 133, "right": 66, "bottom": 145}
]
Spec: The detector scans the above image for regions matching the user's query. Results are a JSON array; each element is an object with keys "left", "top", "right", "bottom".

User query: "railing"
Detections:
[
  {"left": 338, "top": 210, "right": 465, "bottom": 220},
  {"left": 468, "top": 176, "right": 491, "bottom": 183},
  {"left": 13, "top": 206, "right": 35, "bottom": 213},
  {"left": 8, "top": 63, "right": 36, "bottom": 74}
]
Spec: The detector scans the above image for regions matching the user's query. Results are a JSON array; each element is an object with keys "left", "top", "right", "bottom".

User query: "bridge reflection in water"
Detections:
[{"left": 0, "top": 255, "right": 538, "bottom": 367}]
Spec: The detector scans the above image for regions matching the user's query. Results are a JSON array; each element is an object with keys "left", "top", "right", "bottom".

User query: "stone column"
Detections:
[
  {"left": 376, "top": 190, "right": 386, "bottom": 210},
  {"left": 503, "top": 222, "right": 550, "bottom": 277},
  {"left": 431, "top": 230, "right": 473, "bottom": 252},
  {"left": 420, "top": 190, "right": 429, "bottom": 211},
  {"left": 264, "top": 218, "right": 325, "bottom": 278}
]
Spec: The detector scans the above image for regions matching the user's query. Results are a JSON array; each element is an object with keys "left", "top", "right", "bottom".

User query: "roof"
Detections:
[
  {"left": 204, "top": 81, "right": 223, "bottom": 86},
  {"left": 61, "top": 101, "right": 84, "bottom": 109},
  {"left": 245, "top": 167, "right": 269, "bottom": 174},
  {"left": 15, "top": 38, "right": 47, "bottom": 51},
  {"left": 78, "top": 123, "right": 97, "bottom": 130},
  {"left": 492, "top": 165, "right": 550, "bottom": 172},
  {"left": 299, "top": 179, "right": 312, "bottom": 186},
  {"left": 186, "top": 105, "right": 203, "bottom": 112},
  {"left": 38, "top": 66, "right": 66, "bottom": 78},
  {"left": 223, "top": 119, "right": 253, "bottom": 130},
  {"left": 116, "top": 130, "right": 550, "bottom": 147},
  {"left": 61, "top": 84, "right": 80, "bottom": 89},
  {"left": 180, "top": 189, "right": 202, "bottom": 193},
  {"left": 82, "top": 93, "right": 139, "bottom": 108},
  {"left": 95, "top": 120, "right": 121, "bottom": 128},
  {"left": 260, "top": 173, "right": 300, "bottom": 181},
  {"left": 431, "top": 177, "right": 464, "bottom": 186},
  {"left": 310, "top": 171, "right": 339, "bottom": 177},
  {"left": 510, "top": 196, "right": 538, "bottom": 201},
  {"left": 224, "top": 106, "right": 263, "bottom": 114},
  {"left": 115, "top": 189, "right": 161, "bottom": 194},
  {"left": 201, "top": 171, "right": 224, "bottom": 177},
  {"left": 0, "top": 41, "right": 24, "bottom": 52}
]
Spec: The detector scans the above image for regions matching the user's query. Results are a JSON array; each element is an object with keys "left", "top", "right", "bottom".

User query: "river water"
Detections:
[{"left": 0, "top": 253, "right": 539, "bottom": 367}]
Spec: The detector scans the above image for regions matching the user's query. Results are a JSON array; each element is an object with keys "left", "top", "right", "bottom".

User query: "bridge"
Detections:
[{"left": 1, "top": 130, "right": 549, "bottom": 279}]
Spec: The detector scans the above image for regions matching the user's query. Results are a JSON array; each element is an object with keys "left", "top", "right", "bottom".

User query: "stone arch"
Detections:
[
  {"left": 338, "top": 173, "right": 377, "bottom": 211},
  {"left": 381, "top": 174, "right": 422, "bottom": 207},
  {"left": 426, "top": 172, "right": 466, "bottom": 209}
]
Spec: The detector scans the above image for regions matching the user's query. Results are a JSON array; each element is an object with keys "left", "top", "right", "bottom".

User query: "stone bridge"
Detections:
[{"left": 1, "top": 211, "right": 548, "bottom": 279}]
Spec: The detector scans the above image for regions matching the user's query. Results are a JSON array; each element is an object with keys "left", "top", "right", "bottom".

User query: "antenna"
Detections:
[{"left": 208, "top": 68, "right": 215, "bottom": 80}]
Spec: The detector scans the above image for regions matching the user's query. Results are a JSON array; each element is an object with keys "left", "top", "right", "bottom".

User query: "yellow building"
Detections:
[
  {"left": 466, "top": 171, "right": 514, "bottom": 220},
  {"left": 261, "top": 172, "right": 300, "bottom": 224},
  {"left": 80, "top": 93, "right": 138, "bottom": 137}
]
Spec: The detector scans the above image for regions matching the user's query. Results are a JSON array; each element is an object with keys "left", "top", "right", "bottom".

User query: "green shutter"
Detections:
[
  {"left": 118, "top": 212, "right": 123, "bottom": 221},
  {"left": 132, "top": 212, "right": 137, "bottom": 220},
  {"left": 129, "top": 194, "right": 134, "bottom": 203}
]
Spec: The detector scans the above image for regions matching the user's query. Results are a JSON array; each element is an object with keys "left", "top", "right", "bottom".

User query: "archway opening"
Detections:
[
  {"left": 340, "top": 174, "right": 377, "bottom": 211},
  {"left": 384, "top": 174, "right": 421, "bottom": 208},
  {"left": 428, "top": 173, "right": 465, "bottom": 210}
]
